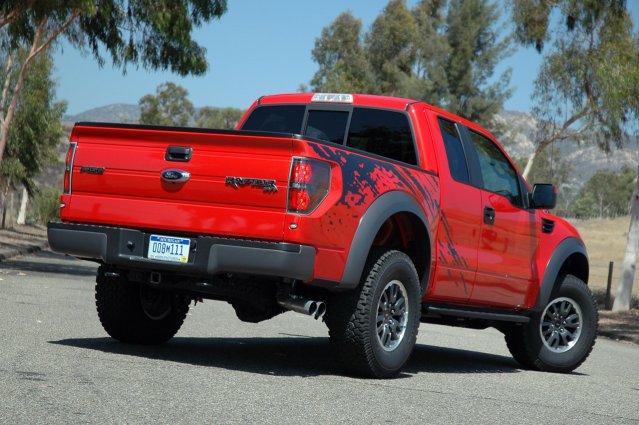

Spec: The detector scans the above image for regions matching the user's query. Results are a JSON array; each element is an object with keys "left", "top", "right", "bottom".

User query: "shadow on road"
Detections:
[
  {"left": 0, "top": 251, "right": 97, "bottom": 277},
  {"left": 50, "top": 336, "right": 521, "bottom": 378}
]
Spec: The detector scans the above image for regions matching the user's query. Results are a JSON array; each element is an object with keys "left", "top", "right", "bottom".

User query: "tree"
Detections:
[
  {"left": 0, "top": 0, "right": 228, "bottom": 166},
  {"left": 308, "top": 0, "right": 512, "bottom": 127},
  {"left": 571, "top": 168, "right": 636, "bottom": 218},
  {"left": 509, "top": 0, "right": 639, "bottom": 180},
  {"left": 614, "top": 168, "right": 639, "bottom": 311},
  {"left": 510, "top": 1, "right": 639, "bottom": 311},
  {"left": 195, "top": 107, "right": 244, "bottom": 129},
  {"left": 409, "top": 0, "right": 449, "bottom": 105},
  {"left": 511, "top": 145, "right": 572, "bottom": 206},
  {"left": 139, "top": 82, "right": 195, "bottom": 127},
  {"left": 309, "top": 11, "right": 374, "bottom": 93},
  {"left": 0, "top": 49, "right": 65, "bottom": 227},
  {"left": 365, "top": 0, "right": 417, "bottom": 96},
  {"left": 442, "top": 0, "right": 512, "bottom": 125}
]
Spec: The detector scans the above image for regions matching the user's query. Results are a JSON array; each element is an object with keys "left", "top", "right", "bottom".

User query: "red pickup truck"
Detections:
[{"left": 48, "top": 93, "right": 597, "bottom": 378}]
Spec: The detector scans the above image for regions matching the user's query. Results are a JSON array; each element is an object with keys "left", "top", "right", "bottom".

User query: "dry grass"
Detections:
[{"left": 570, "top": 215, "right": 639, "bottom": 299}]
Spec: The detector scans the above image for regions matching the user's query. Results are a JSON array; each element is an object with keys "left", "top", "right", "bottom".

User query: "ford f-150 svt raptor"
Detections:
[{"left": 48, "top": 93, "right": 597, "bottom": 378}]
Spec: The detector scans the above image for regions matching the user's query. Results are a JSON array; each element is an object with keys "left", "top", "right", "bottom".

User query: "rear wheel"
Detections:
[
  {"left": 326, "top": 250, "right": 421, "bottom": 378},
  {"left": 505, "top": 274, "right": 598, "bottom": 372},
  {"left": 95, "top": 267, "right": 190, "bottom": 344}
]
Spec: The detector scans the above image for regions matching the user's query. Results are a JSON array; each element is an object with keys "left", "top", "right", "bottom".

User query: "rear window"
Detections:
[
  {"left": 241, "top": 105, "right": 305, "bottom": 134},
  {"left": 242, "top": 104, "right": 417, "bottom": 165},
  {"left": 347, "top": 108, "right": 416, "bottom": 165},
  {"left": 305, "top": 110, "right": 349, "bottom": 144}
]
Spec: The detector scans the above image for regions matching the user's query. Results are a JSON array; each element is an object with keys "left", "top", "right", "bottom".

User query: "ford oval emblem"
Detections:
[{"left": 161, "top": 169, "right": 190, "bottom": 183}]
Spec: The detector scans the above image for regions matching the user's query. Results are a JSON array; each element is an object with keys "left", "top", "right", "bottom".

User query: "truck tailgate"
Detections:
[{"left": 63, "top": 123, "right": 295, "bottom": 240}]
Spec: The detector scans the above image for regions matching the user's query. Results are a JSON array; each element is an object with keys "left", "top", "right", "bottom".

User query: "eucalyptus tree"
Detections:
[
  {"left": 139, "top": 82, "right": 195, "bottom": 127},
  {"left": 510, "top": 0, "right": 639, "bottom": 311},
  {"left": 0, "top": 0, "right": 228, "bottom": 164}
]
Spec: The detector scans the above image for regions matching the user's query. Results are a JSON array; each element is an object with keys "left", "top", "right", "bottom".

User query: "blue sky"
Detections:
[{"left": 52, "top": 1, "right": 639, "bottom": 115}]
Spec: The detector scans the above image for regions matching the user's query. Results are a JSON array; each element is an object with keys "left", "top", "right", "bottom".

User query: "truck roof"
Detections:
[
  {"left": 257, "top": 93, "right": 420, "bottom": 111},
  {"left": 255, "top": 93, "right": 488, "bottom": 136}
]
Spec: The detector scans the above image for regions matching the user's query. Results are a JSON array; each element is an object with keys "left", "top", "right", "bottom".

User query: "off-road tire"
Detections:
[
  {"left": 326, "top": 250, "right": 421, "bottom": 378},
  {"left": 95, "top": 267, "right": 190, "bottom": 344},
  {"left": 505, "top": 274, "right": 598, "bottom": 373}
]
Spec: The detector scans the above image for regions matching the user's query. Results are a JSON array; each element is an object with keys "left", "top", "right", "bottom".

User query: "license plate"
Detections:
[{"left": 148, "top": 235, "right": 190, "bottom": 263}]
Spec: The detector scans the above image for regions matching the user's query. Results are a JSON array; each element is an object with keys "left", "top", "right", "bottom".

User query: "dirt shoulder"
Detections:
[
  {"left": 0, "top": 225, "right": 48, "bottom": 261},
  {"left": 598, "top": 309, "right": 639, "bottom": 345}
]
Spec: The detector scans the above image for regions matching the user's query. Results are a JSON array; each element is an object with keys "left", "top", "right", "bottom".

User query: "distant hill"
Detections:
[
  {"left": 494, "top": 111, "right": 639, "bottom": 191},
  {"left": 63, "top": 103, "right": 140, "bottom": 124}
]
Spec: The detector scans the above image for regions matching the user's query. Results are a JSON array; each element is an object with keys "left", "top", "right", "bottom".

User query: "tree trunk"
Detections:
[
  {"left": 16, "top": 186, "right": 27, "bottom": 225},
  {"left": 1, "top": 180, "right": 10, "bottom": 229},
  {"left": 612, "top": 167, "right": 639, "bottom": 311},
  {"left": 521, "top": 149, "right": 538, "bottom": 181},
  {"left": 0, "top": 12, "right": 78, "bottom": 164}
]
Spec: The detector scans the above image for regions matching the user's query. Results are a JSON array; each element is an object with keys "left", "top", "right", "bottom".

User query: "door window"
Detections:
[{"left": 469, "top": 130, "right": 522, "bottom": 207}]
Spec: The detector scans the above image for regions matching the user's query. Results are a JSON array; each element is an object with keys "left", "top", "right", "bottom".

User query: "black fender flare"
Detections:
[
  {"left": 533, "top": 237, "right": 589, "bottom": 312},
  {"left": 340, "top": 191, "right": 433, "bottom": 289}
]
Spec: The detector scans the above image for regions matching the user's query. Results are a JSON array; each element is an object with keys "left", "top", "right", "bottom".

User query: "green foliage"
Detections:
[
  {"left": 30, "top": 186, "right": 61, "bottom": 224},
  {"left": 510, "top": 0, "right": 639, "bottom": 153},
  {"left": 139, "top": 82, "right": 195, "bottom": 126},
  {"left": 139, "top": 82, "right": 244, "bottom": 129},
  {"left": 443, "top": 0, "right": 513, "bottom": 124},
  {"left": 195, "top": 107, "right": 243, "bottom": 129},
  {"left": 571, "top": 168, "right": 636, "bottom": 218},
  {"left": 365, "top": 0, "right": 417, "bottom": 96},
  {"left": 308, "top": 0, "right": 512, "bottom": 126},
  {"left": 310, "top": 11, "right": 374, "bottom": 93},
  {"left": 1, "top": 0, "right": 228, "bottom": 76},
  {"left": 2, "top": 50, "right": 65, "bottom": 194}
]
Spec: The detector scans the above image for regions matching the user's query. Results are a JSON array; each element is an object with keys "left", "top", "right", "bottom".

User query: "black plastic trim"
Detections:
[
  {"left": 533, "top": 237, "right": 588, "bottom": 312},
  {"left": 339, "top": 191, "right": 432, "bottom": 289},
  {"left": 74, "top": 121, "right": 307, "bottom": 141},
  {"left": 47, "top": 222, "right": 315, "bottom": 281},
  {"left": 165, "top": 146, "right": 192, "bottom": 162},
  {"left": 425, "top": 305, "right": 531, "bottom": 323}
]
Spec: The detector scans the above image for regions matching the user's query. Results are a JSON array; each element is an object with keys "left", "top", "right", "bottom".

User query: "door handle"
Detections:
[{"left": 484, "top": 206, "right": 495, "bottom": 225}]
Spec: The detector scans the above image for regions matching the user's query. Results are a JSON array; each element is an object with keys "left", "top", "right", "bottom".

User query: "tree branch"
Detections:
[
  {"left": 536, "top": 101, "right": 591, "bottom": 152},
  {"left": 0, "top": 1, "right": 38, "bottom": 29},
  {"left": 0, "top": 10, "right": 80, "bottom": 163},
  {"left": 30, "top": 10, "right": 80, "bottom": 61},
  {"left": 0, "top": 10, "right": 18, "bottom": 28}
]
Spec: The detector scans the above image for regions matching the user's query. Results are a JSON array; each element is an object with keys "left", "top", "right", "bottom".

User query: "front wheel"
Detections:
[
  {"left": 326, "top": 250, "right": 421, "bottom": 378},
  {"left": 95, "top": 267, "right": 190, "bottom": 345},
  {"left": 505, "top": 274, "right": 598, "bottom": 373}
]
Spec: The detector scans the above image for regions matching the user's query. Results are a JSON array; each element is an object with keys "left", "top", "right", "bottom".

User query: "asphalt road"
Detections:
[{"left": 1, "top": 251, "right": 638, "bottom": 424}]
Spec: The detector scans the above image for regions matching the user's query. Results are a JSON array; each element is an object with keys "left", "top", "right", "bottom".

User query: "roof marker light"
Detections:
[{"left": 311, "top": 93, "right": 354, "bottom": 103}]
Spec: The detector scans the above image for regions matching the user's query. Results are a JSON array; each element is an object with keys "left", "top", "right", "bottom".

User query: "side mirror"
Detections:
[{"left": 530, "top": 184, "right": 556, "bottom": 209}]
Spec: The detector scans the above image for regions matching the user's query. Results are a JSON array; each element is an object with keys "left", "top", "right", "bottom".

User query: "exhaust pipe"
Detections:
[{"left": 278, "top": 296, "right": 326, "bottom": 320}]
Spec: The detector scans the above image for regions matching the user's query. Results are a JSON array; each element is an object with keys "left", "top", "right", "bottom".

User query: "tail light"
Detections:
[
  {"left": 287, "top": 158, "right": 330, "bottom": 214},
  {"left": 63, "top": 142, "right": 77, "bottom": 194}
]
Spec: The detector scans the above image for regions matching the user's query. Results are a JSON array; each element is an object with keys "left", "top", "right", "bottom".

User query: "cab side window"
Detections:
[
  {"left": 469, "top": 130, "right": 522, "bottom": 207},
  {"left": 438, "top": 118, "right": 470, "bottom": 184}
]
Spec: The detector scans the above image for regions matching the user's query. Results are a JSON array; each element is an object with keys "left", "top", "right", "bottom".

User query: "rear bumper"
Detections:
[{"left": 47, "top": 222, "right": 316, "bottom": 280}]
